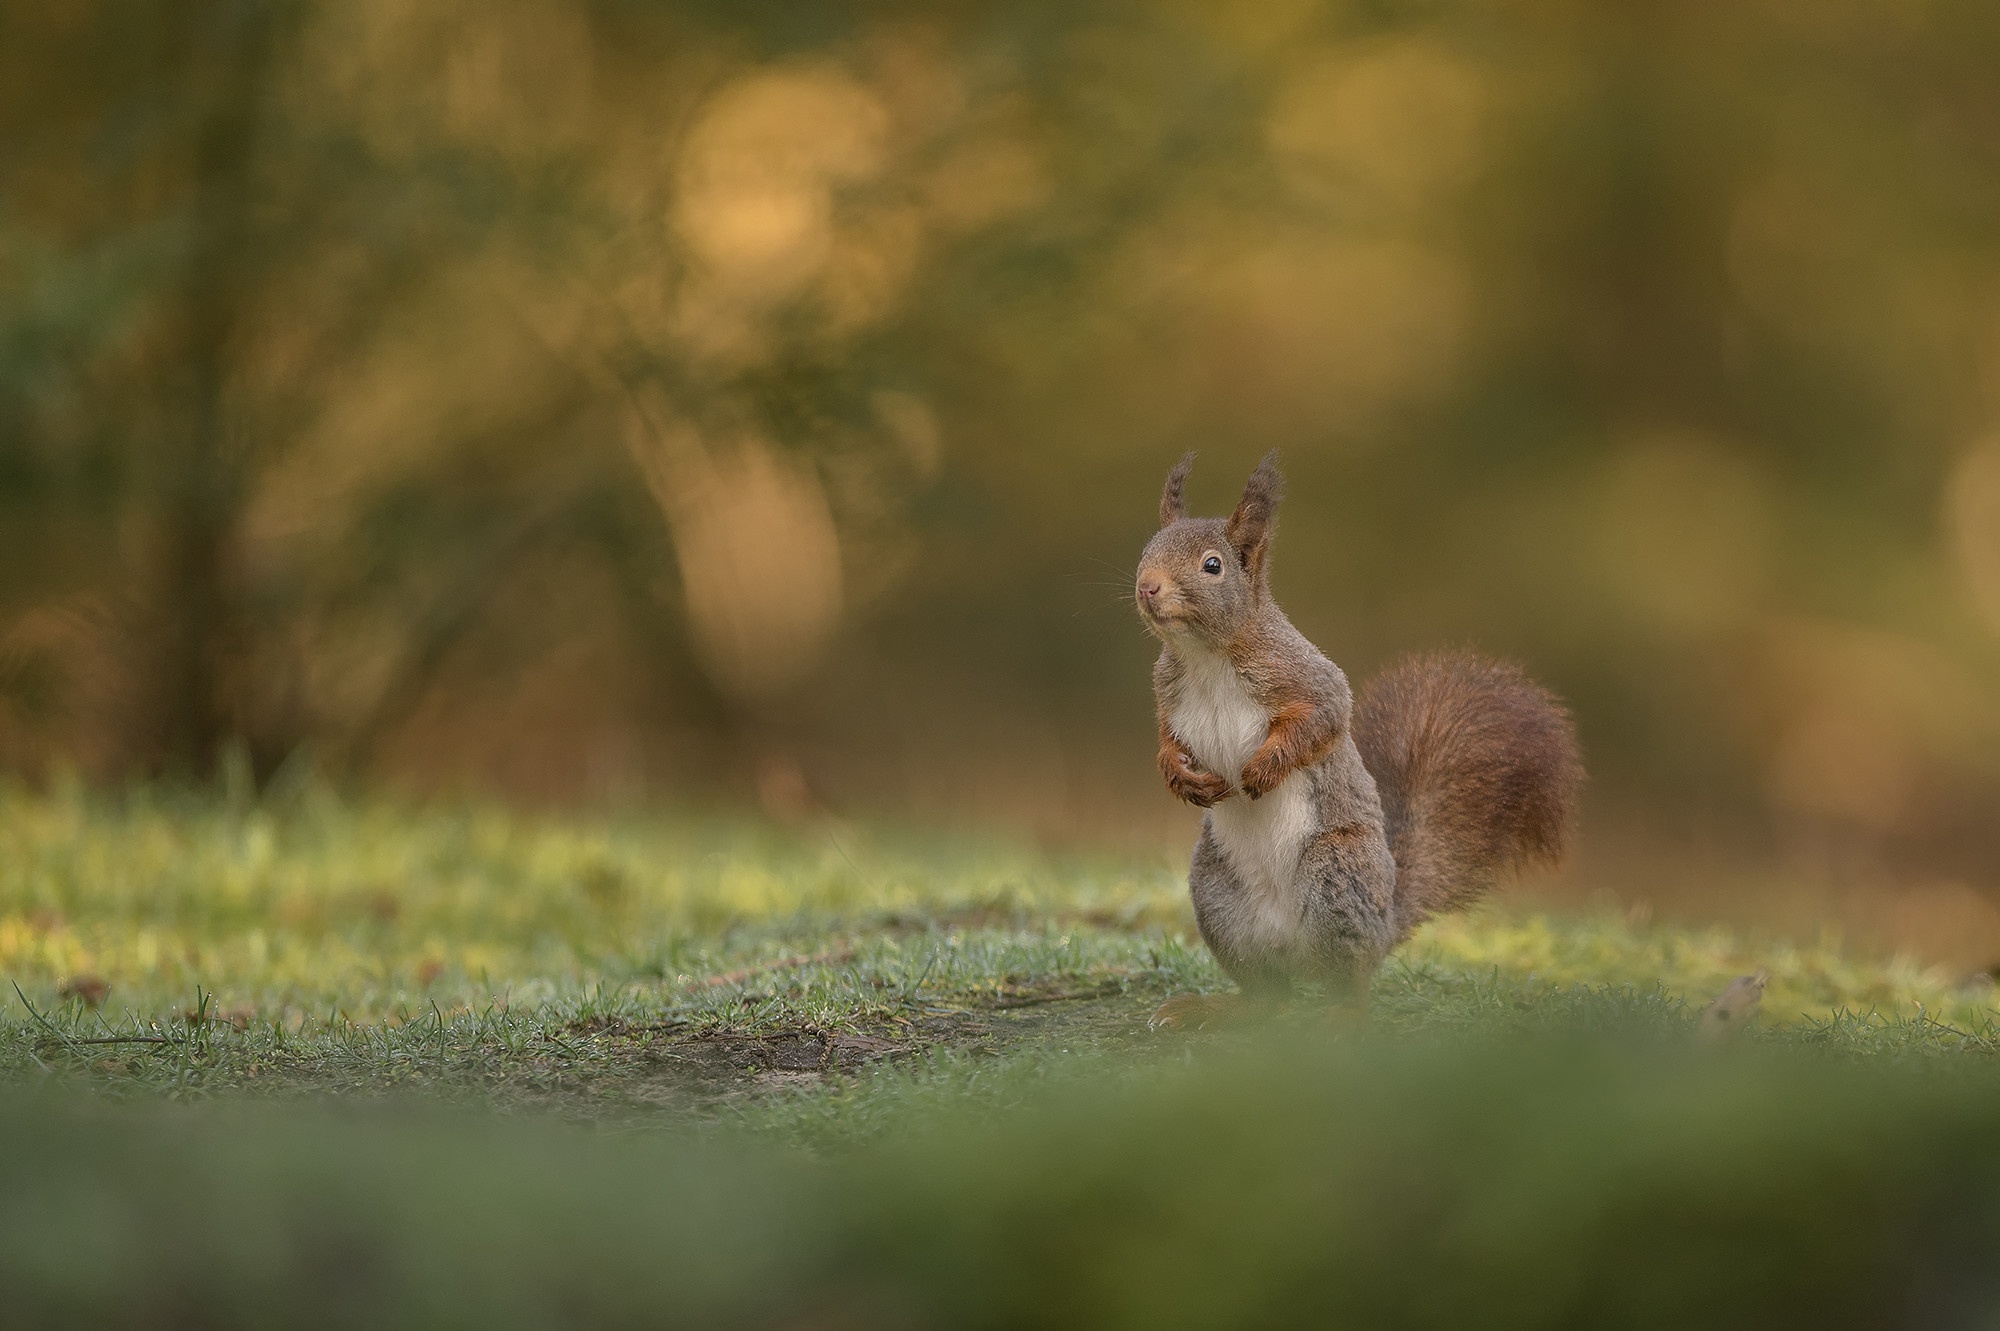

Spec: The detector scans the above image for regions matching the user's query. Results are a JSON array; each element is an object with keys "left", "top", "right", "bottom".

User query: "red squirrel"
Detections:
[{"left": 1136, "top": 452, "right": 1582, "bottom": 1028}]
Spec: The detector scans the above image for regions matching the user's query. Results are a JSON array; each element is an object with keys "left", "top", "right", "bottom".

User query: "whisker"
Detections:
[{"left": 1081, "top": 556, "right": 1136, "bottom": 578}]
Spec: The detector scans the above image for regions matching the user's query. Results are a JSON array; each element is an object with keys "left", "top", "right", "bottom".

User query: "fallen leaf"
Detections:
[
  {"left": 1699, "top": 970, "right": 1769, "bottom": 1041},
  {"left": 59, "top": 975, "right": 110, "bottom": 1008}
]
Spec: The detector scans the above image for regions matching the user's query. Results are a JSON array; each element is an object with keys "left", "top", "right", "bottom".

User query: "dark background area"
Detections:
[{"left": 4, "top": 0, "right": 1999, "bottom": 940}]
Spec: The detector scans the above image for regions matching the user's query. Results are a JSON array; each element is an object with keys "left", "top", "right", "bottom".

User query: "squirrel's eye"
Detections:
[{"left": 1201, "top": 554, "right": 1223, "bottom": 576}]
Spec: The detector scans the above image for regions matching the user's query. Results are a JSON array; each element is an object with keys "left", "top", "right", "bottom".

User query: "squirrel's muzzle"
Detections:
[{"left": 1135, "top": 572, "right": 1182, "bottom": 629}]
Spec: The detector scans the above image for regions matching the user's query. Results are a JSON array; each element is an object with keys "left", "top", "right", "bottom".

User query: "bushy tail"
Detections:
[{"left": 1353, "top": 652, "right": 1583, "bottom": 941}]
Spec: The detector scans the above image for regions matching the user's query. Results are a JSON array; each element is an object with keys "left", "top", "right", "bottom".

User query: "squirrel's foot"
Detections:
[
  {"left": 1318, "top": 1001, "right": 1370, "bottom": 1033},
  {"left": 1148, "top": 993, "right": 1250, "bottom": 1032},
  {"left": 1164, "top": 753, "right": 1232, "bottom": 808}
]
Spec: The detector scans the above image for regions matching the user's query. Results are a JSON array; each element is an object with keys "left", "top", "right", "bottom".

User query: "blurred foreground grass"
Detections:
[
  {"left": 9, "top": 1035, "right": 2000, "bottom": 1329},
  {"left": 2, "top": 782, "right": 1998, "bottom": 1129},
  {"left": 8, "top": 785, "right": 2000, "bottom": 1326}
]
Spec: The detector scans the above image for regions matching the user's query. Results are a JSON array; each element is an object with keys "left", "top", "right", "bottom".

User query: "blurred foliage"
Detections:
[
  {"left": 4, "top": 1, "right": 2000, "bottom": 888},
  {"left": 8, "top": 1034, "right": 2000, "bottom": 1327}
]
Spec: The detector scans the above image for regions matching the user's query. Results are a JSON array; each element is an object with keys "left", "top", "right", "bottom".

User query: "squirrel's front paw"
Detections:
[
  {"left": 1165, "top": 754, "right": 1232, "bottom": 808},
  {"left": 1239, "top": 751, "right": 1291, "bottom": 799}
]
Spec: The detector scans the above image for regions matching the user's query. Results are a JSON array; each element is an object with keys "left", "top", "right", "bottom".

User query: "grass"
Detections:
[
  {"left": 13, "top": 1035, "right": 2000, "bottom": 1329},
  {"left": 2, "top": 779, "right": 1998, "bottom": 1137},
  {"left": 7, "top": 781, "right": 2000, "bottom": 1326}
]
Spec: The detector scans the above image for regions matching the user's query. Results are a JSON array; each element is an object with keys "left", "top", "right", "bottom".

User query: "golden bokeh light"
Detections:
[
  {"left": 1947, "top": 443, "right": 2000, "bottom": 634},
  {"left": 1590, "top": 433, "right": 1773, "bottom": 637},
  {"left": 1266, "top": 38, "right": 1485, "bottom": 213}
]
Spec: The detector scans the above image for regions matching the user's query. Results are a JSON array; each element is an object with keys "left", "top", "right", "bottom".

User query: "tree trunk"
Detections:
[{"left": 148, "top": 3, "right": 275, "bottom": 777}]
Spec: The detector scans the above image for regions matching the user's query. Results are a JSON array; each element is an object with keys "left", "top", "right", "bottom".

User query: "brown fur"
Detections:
[
  {"left": 1137, "top": 452, "right": 1583, "bottom": 1020},
  {"left": 1137, "top": 458, "right": 1348, "bottom": 801},
  {"left": 1224, "top": 450, "right": 1282, "bottom": 580},
  {"left": 1239, "top": 698, "right": 1342, "bottom": 798},
  {"left": 1226, "top": 623, "right": 1348, "bottom": 778},
  {"left": 1158, "top": 713, "right": 1230, "bottom": 807},
  {"left": 1353, "top": 651, "right": 1583, "bottom": 939},
  {"left": 1159, "top": 451, "right": 1197, "bottom": 528}
]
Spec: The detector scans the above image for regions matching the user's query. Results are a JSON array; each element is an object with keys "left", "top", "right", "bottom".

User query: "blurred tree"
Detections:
[{"left": 3, "top": 0, "right": 1999, "bottom": 893}]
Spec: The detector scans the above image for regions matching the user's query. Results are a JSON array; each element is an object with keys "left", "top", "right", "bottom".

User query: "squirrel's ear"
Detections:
[
  {"left": 1159, "top": 452, "right": 1196, "bottom": 528},
  {"left": 1226, "top": 450, "right": 1284, "bottom": 578}
]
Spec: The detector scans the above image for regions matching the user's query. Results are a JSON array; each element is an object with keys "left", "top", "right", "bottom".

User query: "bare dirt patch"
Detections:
[{"left": 552, "top": 992, "right": 1158, "bottom": 1112}]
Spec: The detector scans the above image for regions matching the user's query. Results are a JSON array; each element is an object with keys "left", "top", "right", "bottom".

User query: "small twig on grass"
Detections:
[
  {"left": 990, "top": 982, "right": 1124, "bottom": 1010},
  {"left": 1915, "top": 1007, "right": 1973, "bottom": 1040},
  {"left": 13, "top": 982, "right": 89, "bottom": 1056},
  {"left": 15, "top": 983, "right": 196, "bottom": 1054},
  {"left": 689, "top": 948, "right": 857, "bottom": 991}
]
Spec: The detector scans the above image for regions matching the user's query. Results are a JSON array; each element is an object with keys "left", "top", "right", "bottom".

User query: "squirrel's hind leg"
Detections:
[
  {"left": 1161, "top": 830, "right": 1299, "bottom": 1032},
  {"left": 1148, "top": 992, "right": 1259, "bottom": 1031},
  {"left": 1297, "top": 823, "right": 1397, "bottom": 1019}
]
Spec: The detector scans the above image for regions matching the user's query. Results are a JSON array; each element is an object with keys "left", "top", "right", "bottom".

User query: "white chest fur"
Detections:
[
  {"left": 1167, "top": 643, "right": 1266, "bottom": 780},
  {"left": 1167, "top": 644, "right": 1318, "bottom": 946}
]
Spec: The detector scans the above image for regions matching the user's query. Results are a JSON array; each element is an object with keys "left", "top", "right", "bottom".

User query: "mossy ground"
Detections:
[{"left": 4, "top": 782, "right": 1996, "bottom": 1140}]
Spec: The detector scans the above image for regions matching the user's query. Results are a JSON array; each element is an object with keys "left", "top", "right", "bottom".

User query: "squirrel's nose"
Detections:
[{"left": 1138, "top": 578, "right": 1161, "bottom": 599}]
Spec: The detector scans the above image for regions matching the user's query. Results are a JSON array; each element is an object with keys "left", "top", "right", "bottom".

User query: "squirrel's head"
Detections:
[{"left": 1135, "top": 451, "right": 1282, "bottom": 646}]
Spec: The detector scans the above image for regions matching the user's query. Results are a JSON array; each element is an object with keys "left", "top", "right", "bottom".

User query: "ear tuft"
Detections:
[
  {"left": 1159, "top": 452, "right": 1196, "bottom": 528},
  {"left": 1225, "top": 450, "right": 1284, "bottom": 577}
]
